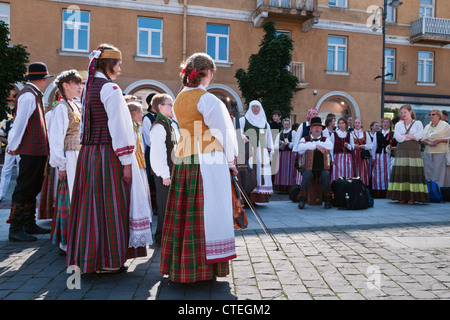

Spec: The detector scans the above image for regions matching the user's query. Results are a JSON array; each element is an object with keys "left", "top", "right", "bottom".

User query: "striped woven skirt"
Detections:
[
  {"left": 38, "top": 166, "right": 56, "bottom": 220},
  {"left": 372, "top": 152, "right": 390, "bottom": 197},
  {"left": 331, "top": 152, "right": 353, "bottom": 182},
  {"left": 353, "top": 150, "right": 370, "bottom": 186},
  {"left": 386, "top": 141, "right": 429, "bottom": 202},
  {"left": 160, "top": 155, "right": 229, "bottom": 283},
  {"left": 273, "top": 150, "right": 296, "bottom": 193},
  {"left": 52, "top": 177, "right": 70, "bottom": 246},
  {"left": 66, "top": 144, "right": 146, "bottom": 274}
]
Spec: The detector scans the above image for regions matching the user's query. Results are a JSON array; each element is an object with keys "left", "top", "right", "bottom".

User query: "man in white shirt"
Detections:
[
  {"left": 7, "top": 62, "right": 53, "bottom": 242},
  {"left": 296, "top": 117, "right": 333, "bottom": 210},
  {"left": 149, "top": 94, "right": 178, "bottom": 246}
]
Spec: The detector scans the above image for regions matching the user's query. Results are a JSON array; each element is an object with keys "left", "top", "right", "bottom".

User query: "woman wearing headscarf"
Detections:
[
  {"left": 421, "top": 109, "right": 450, "bottom": 187},
  {"left": 239, "top": 100, "right": 274, "bottom": 203}
]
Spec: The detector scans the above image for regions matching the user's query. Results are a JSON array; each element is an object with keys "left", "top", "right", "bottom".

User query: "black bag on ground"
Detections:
[
  {"left": 289, "top": 185, "right": 301, "bottom": 202},
  {"left": 346, "top": 178, "right": 369, "bottom": 210},
  {"left": 332, "top": 177, "right": 369, "bottom": 210},
  {"left": 331, "top": 178, "right": 350, "bottom": 208},
  {"left": 441, "top": 187, "right": 450, "bottom": 202}
]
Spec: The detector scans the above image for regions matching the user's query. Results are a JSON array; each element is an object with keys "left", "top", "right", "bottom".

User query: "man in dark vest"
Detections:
[
  {"left": 149, "top": 93, "right": 178, "bottom": 246},
  {"left": 6, "top": 62, "right": 53, "bottom": 242},
  {"left": 296, "top": 117, "right": 333, "bottom": 210}
]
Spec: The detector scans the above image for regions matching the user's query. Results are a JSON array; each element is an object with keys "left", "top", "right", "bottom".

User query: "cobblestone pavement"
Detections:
[{"left": 0, "top": 196, "right": 449, "bottom": 300}]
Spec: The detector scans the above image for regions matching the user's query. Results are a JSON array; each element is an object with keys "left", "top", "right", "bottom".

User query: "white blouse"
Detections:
[{"left": 394, "top": 120, "right": 424, "bottom": 143}]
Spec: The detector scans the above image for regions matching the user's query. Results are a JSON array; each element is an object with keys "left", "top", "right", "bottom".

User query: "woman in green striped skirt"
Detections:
[{"left": 387, "top": 105, "right": 429, "bottom": 204}]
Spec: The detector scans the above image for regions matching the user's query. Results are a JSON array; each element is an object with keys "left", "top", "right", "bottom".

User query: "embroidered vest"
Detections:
[
  {"left": 14, "top": 86, "right": 49, "bottom": 156},
  {"left": 333, "top": 131, "right": 351, "bottom": 154},
  {"left": 60, "top": 100, "right": 81, "bottom": 152},
  {"left": 173, "top": 89, "right": 223, "bottom": 158},
  {"left": 82, "top": 77, "right": 112, "bottom": 145},
  {"left": 151, "top": 116, "right": 177, "bottom": 173}
]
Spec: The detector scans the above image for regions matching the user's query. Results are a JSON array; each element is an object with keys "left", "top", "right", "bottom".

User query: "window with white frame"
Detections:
[
  {"left": 137, "top": 17, "right": 163, "bottom": 57},
  {"left": 419, "top": 0, "right": 435, "bottom": 18},
  {"left": 62, "top": 9, "right": 90, "bottom": 52},
  {"left": 329, "top": 0, "right": 347, "bottom": 8},
  {"left": 418, "top": 51, "right": 434, "bottom": 83},
  {"left": 327, "top": 36, "right": 347, "bottom": 72},
  {"left": 385, "top": 48, "right": 395, "bottom": 80},
  {"left": 0, "top": 3, "right": 10, "bottom": 29},
  {"left": 206, "top": 24, "right": 229, "bottom": 63},
  {"left": 386, "top": 0, "right": 397, "bottom": 23}
]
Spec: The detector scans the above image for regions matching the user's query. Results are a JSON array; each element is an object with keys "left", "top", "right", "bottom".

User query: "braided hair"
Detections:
[{"left": 180, "top": 53, "right": 216, "bottom": 88}]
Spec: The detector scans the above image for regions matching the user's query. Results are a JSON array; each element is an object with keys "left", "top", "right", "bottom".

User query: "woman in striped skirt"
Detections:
[
  {"left": 330, "top": 117, "right": 354, "bottom": 182},
  {"left": 387, "top": 105, "right": 429, "bottom": 204},
  {"left": 273, "top": 118, "right": 296, "bottom": 193},
  {"left": 66, "top": 44, "right": 148, "bottom": 274},
  {"left": 371, "top": 118, "right": 394, "bottom": 198},
  {"left": 351, "top": 118, "right": 372, "bottom": 186},
  {"left": 160, "top": 53, "right": 238, "bottom": 283}
]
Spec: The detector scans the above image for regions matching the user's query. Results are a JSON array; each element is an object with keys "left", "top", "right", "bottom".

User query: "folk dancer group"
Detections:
[{"left": 4, "top": 43, "right": 449, "bottom": 281}]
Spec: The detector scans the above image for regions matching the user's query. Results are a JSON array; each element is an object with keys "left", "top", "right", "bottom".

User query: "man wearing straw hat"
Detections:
[{"left": 6, "top": 62, "right": 53, "bottom": 242}]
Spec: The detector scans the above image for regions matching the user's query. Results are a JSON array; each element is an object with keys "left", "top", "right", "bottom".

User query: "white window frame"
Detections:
[
  {"left": 62, "top": 9, "right": 90, "bottom": 52},
  {"left": 419, "top": 0, "right": 435, "bottom": 18},
  {"left": 418, "top": 51, "right": 434, "bottom": 83},
  {"left": 206, "top": 24, "right": 230, "bottom": 63},
  {"left": 386, "top": 0, "right": 398, "bottom": 23},
  {"left": 385, "top": 48, "right": 396, "bottom": 80},
  {"left": 327, "top": 36, "right": 347, "bottom": 72},
  {"left": 0, "top": 3, "right": 10, "bottom": 29},
  {"left": 137, "top": 17, "right": 163, "bottom": 58},
  {"left": 329, "top": 0, "right": 347, "bottom": 8}
]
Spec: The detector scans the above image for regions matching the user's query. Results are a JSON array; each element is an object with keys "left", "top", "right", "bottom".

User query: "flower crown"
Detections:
[{"left": 54, "top": 69, "right": 79, "bottom": 85}]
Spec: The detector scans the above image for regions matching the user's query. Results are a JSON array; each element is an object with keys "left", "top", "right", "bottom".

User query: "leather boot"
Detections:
[
  {"left": 323, "top": 190, "right": 333, "bottom": 209},
  {"left": 7, "top": 204, "right": 37, "bottom": 242},
  {"left": 298, "top": 190, "right": 308, "bottom": 210},
  {"left": 23, "top": 203, "right": 50, "bottom": 234}
]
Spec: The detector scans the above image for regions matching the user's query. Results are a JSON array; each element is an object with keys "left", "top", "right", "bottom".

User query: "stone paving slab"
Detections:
[{"left": 0, "top": 198, "right": 449, "bottom": 301}]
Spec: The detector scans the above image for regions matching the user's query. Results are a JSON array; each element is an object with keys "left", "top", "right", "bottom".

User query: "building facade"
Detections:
[{"left": 2, "top": 0, "right": 450, "bottom": 126}]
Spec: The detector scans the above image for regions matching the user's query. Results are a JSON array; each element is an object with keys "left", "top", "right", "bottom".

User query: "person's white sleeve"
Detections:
[
  {"left": 394, "top": 122, "right": 405, "bottom": 143},
  {"left": 413, "top": 121, "right": 424, "bottom": 141},
  {"left": 7, "top": 92, "right": 36, "bottom": 152},
  {"left": 49, "top": 103, "right": 69, "bottom": 171},
  {"left": 348, "top": 134, "right": 355, "bottom": 151},
  {"left": 364, "top": 132, "right": 373, "bottom": 151},
  {"left": 150, "top": 123, "right": 170, "bottom": 179},
  {"left": 318, "top": 137, "right": 333, "bottom": 151},
  {"left": 101, "top": 83, "right": 135, "bottom": 165},
  {"left": 292, "top": 124, "right": 303, "bottom": 153},
  {"left": 371, "top": 134, "right": 377, "bottom": 158},
  {"left": 142, "top": 116, "right": 151, "bottom": 149},
  {"left": 198, "top": 93, "right": 238, "bottom": 164},
  {"left": 296, "top": 138, "right": 312, "bottom": 155}
]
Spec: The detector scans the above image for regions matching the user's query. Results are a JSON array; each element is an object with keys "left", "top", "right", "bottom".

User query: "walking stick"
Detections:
[{"left": 233, "top": 176, "right": 280, "bottom": 251}]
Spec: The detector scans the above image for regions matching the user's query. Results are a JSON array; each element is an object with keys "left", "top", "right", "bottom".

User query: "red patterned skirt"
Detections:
[
  {"left": 331, "top": 152, "right": 353, "bottom": 181},
  {"left": 66, "top": 144, "right": 146, "bottom": 273},
  {"left": 160, "top": 155, "right": 229, "bottom": 283},
  {"left": 38, "top": 166, "right": 56, "bottom": 220},
  {"left": 353, "top": 150, "right": 371, "bottom": 186},
  {"left": 273, "top": 150, "right": 296, "bottom": 192}
]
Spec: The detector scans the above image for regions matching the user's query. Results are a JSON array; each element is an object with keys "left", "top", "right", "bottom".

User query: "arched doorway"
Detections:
[
  {"left": 207, "top": 84, "right": 244, "bottom": 115},
  {"left": 124, "top": 80, "right": 175, "bottom": 107},
  {"left": 315, "top": 91, "right": 360, "bottom": 121}
]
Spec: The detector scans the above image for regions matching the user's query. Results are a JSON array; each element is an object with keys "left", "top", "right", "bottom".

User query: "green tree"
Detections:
[
  {"left": 235, "top": 20, "right": 298, "bottom": 120},
  {"left": 0, "top": 21, "right": 29, "bottom": 120}
]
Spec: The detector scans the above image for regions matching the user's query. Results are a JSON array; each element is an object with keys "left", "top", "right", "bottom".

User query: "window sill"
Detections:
[
  {"left": 385, "top": 80, "right": 399, "bottom": 84},
  {"left": 57, "top": 49, "right": 90, "bottom": 57},
  {"left": 325, "top": 70, "right": 350, "bottom": 76},
  {"left": 215, "top": 61, "right": 233, "bottom": 68},
  {"left": 416, "top": 81, "right": 436, "bottom": 87},
  {"left": 134, "top": 55, "right": 166, "bottom": 63}
]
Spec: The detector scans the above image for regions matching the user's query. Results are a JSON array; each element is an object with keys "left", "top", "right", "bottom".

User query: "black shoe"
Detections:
[
  {"left": 9, "top": 229, "right": 37, "bottom": 242},
  {"left": 324, "top": 199, "right": 332, "bottom": 209},
  {"left": 298, "top": 197, "right": 306, "bottom": 210},
  {"left": 23, "top": 209, "right": 51, "bottom": 234},
  {"left": 58, "top": 248, "right": 67, "bottom": 256}
]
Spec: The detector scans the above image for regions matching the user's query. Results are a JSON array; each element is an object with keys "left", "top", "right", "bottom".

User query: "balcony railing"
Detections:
[
  {"left": 252, "top": 0, "right": 320, "bottom": 28},
  {"left": 411, "top": 16, "right": 450, "bottom": 45},
  {"left": 257, "top": 0, "right": 316, "bottom": 11}
]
